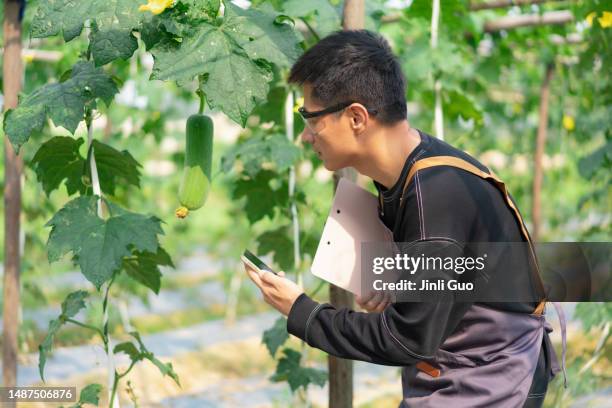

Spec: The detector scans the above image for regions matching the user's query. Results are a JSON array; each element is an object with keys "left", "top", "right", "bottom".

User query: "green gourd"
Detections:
[{"left": 175, "top": 114, "right": 213, "bottom": 218}]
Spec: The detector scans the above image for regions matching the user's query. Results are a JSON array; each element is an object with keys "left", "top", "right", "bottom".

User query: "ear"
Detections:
[{"left": 346, "top": 103, "right": 369, "bottom": 135}]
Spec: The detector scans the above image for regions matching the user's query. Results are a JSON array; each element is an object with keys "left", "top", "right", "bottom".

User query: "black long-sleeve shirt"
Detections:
[{"left": 287, "top": 129, "right": 539, "bottom": 366}]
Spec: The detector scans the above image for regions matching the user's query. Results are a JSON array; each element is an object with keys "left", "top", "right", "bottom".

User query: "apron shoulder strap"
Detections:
[{"left": 401, "top": 155, "right": 547, "bottom": 315}]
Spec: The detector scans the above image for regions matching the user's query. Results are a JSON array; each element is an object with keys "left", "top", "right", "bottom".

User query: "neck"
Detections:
[{"left": 353, "top": 121, "right": 421, "bottom": 189}]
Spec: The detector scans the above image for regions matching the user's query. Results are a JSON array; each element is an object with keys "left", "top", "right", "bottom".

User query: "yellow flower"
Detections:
[
  {"left": 293, "top": 96, "right": 304, "bottom": 113},
  {"left": 139, "top": 0, "right": 174, "bottom": 15},
  {"left": 562, "top": 115, "right": 575, "bottom": 131},
  {"left": 586, "top": 11, "right": 612, "bottom": 28},
  {"left": 599, "top": 11, "right": 612, "bottom": 28},
  {"left": 586, "top": 12, "right": 595, "bottom": 26},
  {"left": 22, "top": 53, "right": 35, "bottom": 64}
]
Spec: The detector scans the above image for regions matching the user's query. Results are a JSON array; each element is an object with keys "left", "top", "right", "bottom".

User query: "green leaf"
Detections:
[
  {"left": 222, "top": 2, "right": 302, "bottom": 68},
  {"left": 61, "top": 290, "right": 90, "bottom": 318},
  {"left": 122, "top": 247, "right": 174, "bottom": 294},
  {"left": 257, "top": 226, "right": 294, "bottom": 271},
  {"left": 443, "top": 87, "right": 483, "bottom": 125},
  {"left": 90, "top": 140, "right": 142, "bottom": 194},
  {"left": 150, "top": 2, "right": 301, "bottom": 126},
  {"left": 195, "top": 0, "right": 221, "bottom": 18},
  {"left": 30, "top": 136, "right": 87, "bottom": 196},
  {"left": 69, "top": 384, "right": 102, "bottom": 408},
  {"left": 270, "top": 348, "right": 327, "bottom": 392},
  {"left": 221, "top": 131, "right": 300, "bottom": 177},
  {"left": 39, "top": 319, "right": 62, "bottom": 382},
  {"left": 46, "top": 196, "right": 164, "bottom": 289},
  {"left": 231, "top": 171, "right": 288, "bottom": 224},
  {"left": 282, "top": 0, "right": 341, "bottom": 37},
  {"left": 578, "top": 139, "right": 612, "bottom": 179},
  {"left": 30, "top": 1, "right": 94, "bottom": 41},
  {"left": 31, "top": 136, "right": 142, "bottom": 196},
  {"left": 406, "top": 0, "right": 467, "bottom": 34},
  {"left": 30, "top": 137, "right": 142, "bottom": 197},
  {"left": 262, "top": 316, "right": 289, "bottom": 357},
  {"left": 114, "top": 341, "right": 141, "bottom": 361},
  {"left": 31, "top": 0, "right": 145, "bottom": 66},
  {"left": 574, "top": 303, "right": 612, "bottom": 332},
  {"left": 39, "top": 290, "right": 90, "bottom": 382},
  {"left": 129, "top": 331, "right": 181, "bottom": 386},
  {"left": 252, "top": 86, "right": 287, "bottom": 124},
  {"left": 151, "top": 23, "right": 270, "bottom": 126},
  {"left": 3, "top": 62, "right": 119, "bottom": 153}
]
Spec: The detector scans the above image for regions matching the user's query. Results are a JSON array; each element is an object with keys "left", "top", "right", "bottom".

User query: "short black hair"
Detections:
[{"left": 288, "top": 30, "right": 407, "bottom": 125}]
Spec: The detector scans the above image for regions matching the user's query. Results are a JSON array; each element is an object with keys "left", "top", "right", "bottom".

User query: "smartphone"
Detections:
[{"left": 242, "top": 249, "right": 278, "bottom": 275}]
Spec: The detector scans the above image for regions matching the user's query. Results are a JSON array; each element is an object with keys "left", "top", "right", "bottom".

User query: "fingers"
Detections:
[
  {"left": 260, "top": 270, "right": 280, "bottom": 285},
  {"left": 365, "top": 290, "right": 384, "bottom": 311},
  {"left": 356, "top": 290, "right": 375, "bottom": 307},
  {"left": 244, "top": 262, "right": 263, "bottom": 287},
  {"left": 357, "top": 290, "right": 392, "bottom": 312}
]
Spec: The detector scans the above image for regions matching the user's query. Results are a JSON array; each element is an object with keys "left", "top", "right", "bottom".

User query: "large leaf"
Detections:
[
  {"left": 150, "top": 2, "right": 301, "bottom": 126},
  {"left": 578, "top": 139, "right": 612, "bottom": 179},
  {"left": 231, "top": 171, "right": 288, "bottom": 224},
  {"left": 30, "top": 137, "right": 142, "bottom": 196},
  {"left": 89, "top": 139, "right": 143, "bottom": 194},
  {"left": 3, "top": 62, "right": 118, "bottom": 153},
  {"left": 257, "top": 226, "right": 294, "bottom": 271},
  {"left": 122, "top": 247, "right": 174, "bottom": 294},
  {"left": 39, "top": 291, "right": 90, "bottom": 382},
  {"left": 270, "top": 348, "right": 327, "bottom": 392},
  {"left": 221, "top": 131, "right": 301, "bottom": 177},
  {"left": 443, "top": 87, "right": 483, "bottom": 125},
  {"left": 282, "top": 0, "right": 341, "bottom": 37},
  {"left": 30, "top": 136, "right": 87, "bottom": 196},
  {"left": 262, "top": 316, "right": 289, "bottom": 357},
  {"left": 222, "top": 2, "right": 302, "bottom": 68},
  {"left": 31, "top": 0, "right": 146, "bottom": 66},
  {"left": 46, "top": 196, "right": 164, "bottom": 289}
]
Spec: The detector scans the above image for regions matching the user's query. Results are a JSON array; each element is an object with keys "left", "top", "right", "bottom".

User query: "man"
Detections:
[{"left": 245, "top": 30, "right": 562, "bottom": 407}]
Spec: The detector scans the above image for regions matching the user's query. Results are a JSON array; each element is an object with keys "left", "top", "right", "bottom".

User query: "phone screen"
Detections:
[{"left": 243, "top": 249, "right": 277, "bottom": 274}]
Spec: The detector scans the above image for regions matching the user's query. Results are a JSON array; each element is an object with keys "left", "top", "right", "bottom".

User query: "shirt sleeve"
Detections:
[{"left": 286, "top": 239, "right": 474, "bottom": 366}]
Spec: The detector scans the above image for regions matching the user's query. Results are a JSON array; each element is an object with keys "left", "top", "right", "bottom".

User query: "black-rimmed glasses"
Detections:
[{"left": 298, "top": 101, "right": 379, "bottom": 120}]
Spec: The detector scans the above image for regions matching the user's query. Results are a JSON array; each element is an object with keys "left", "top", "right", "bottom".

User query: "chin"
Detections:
[{"left": 323, "top": 160, "right": 347, "bottom": 172}]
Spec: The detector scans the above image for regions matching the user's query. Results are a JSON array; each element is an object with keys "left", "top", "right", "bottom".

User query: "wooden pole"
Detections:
[
  {"left": 470, "top": 0, "right": 563, "bottom": 11},
  {"left": 532, "top": 62, "right": 554, "bottom": 242},
  {"left": 3, "top": 0, "right": 24, "bottom": 396},
  {"left": 484, "top": 10, "right": 573, "bottom": 32},
  {"left": 381, "top": 9, "right": 573, "bottom": 31},
  {"left": 326, "top": 3, "right": 364, "bottom": 407}
]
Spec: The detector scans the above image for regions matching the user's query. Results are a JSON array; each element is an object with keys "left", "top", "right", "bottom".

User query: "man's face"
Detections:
[{"left": 299, "top": 84, "right": 359, "bottom": 171}]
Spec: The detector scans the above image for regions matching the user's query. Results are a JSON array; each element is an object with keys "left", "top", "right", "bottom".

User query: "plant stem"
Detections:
[
  {"left": 300, "top": 18, "right": 320, "bottom": 42},
  {"left": 118, "top": 360, "right": 137, "bottom": 379},
  {"left": 103, "top": 275, "right": 121, "bottom": 408},
  {"left": 197, "top": 75, "right": 206, "bottom": 114},
  {"left": 66, "top": 318, "right": 104, "bottom": 339},
  {"left": 109, "top": 371, "right": 120, "bottom": 408}
]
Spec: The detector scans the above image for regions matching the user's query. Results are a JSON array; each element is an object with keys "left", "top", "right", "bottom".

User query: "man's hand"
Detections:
[
  {"left": 356, "top": 290, "right": 391, "bottom": 313},
  {"left": 244, "top": 262, "right": 304, "bottom": 316}
]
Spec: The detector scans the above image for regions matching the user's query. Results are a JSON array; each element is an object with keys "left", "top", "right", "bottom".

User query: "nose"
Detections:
[{"left": 300, "top": 127, "right": 315, "bottom": 145}]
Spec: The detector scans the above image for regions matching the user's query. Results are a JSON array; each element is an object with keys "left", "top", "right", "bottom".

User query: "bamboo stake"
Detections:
[
  {"left": 3, "top": 1, "right": 24, "bottom": 400},
  {"left": 532, "top": 62, "right": 555, "bottom": 241}
]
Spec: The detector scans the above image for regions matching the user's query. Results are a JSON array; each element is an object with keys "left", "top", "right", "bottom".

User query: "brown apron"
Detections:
[{"left": 394, "top": 156, "right": 567, "bottom": 407}]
